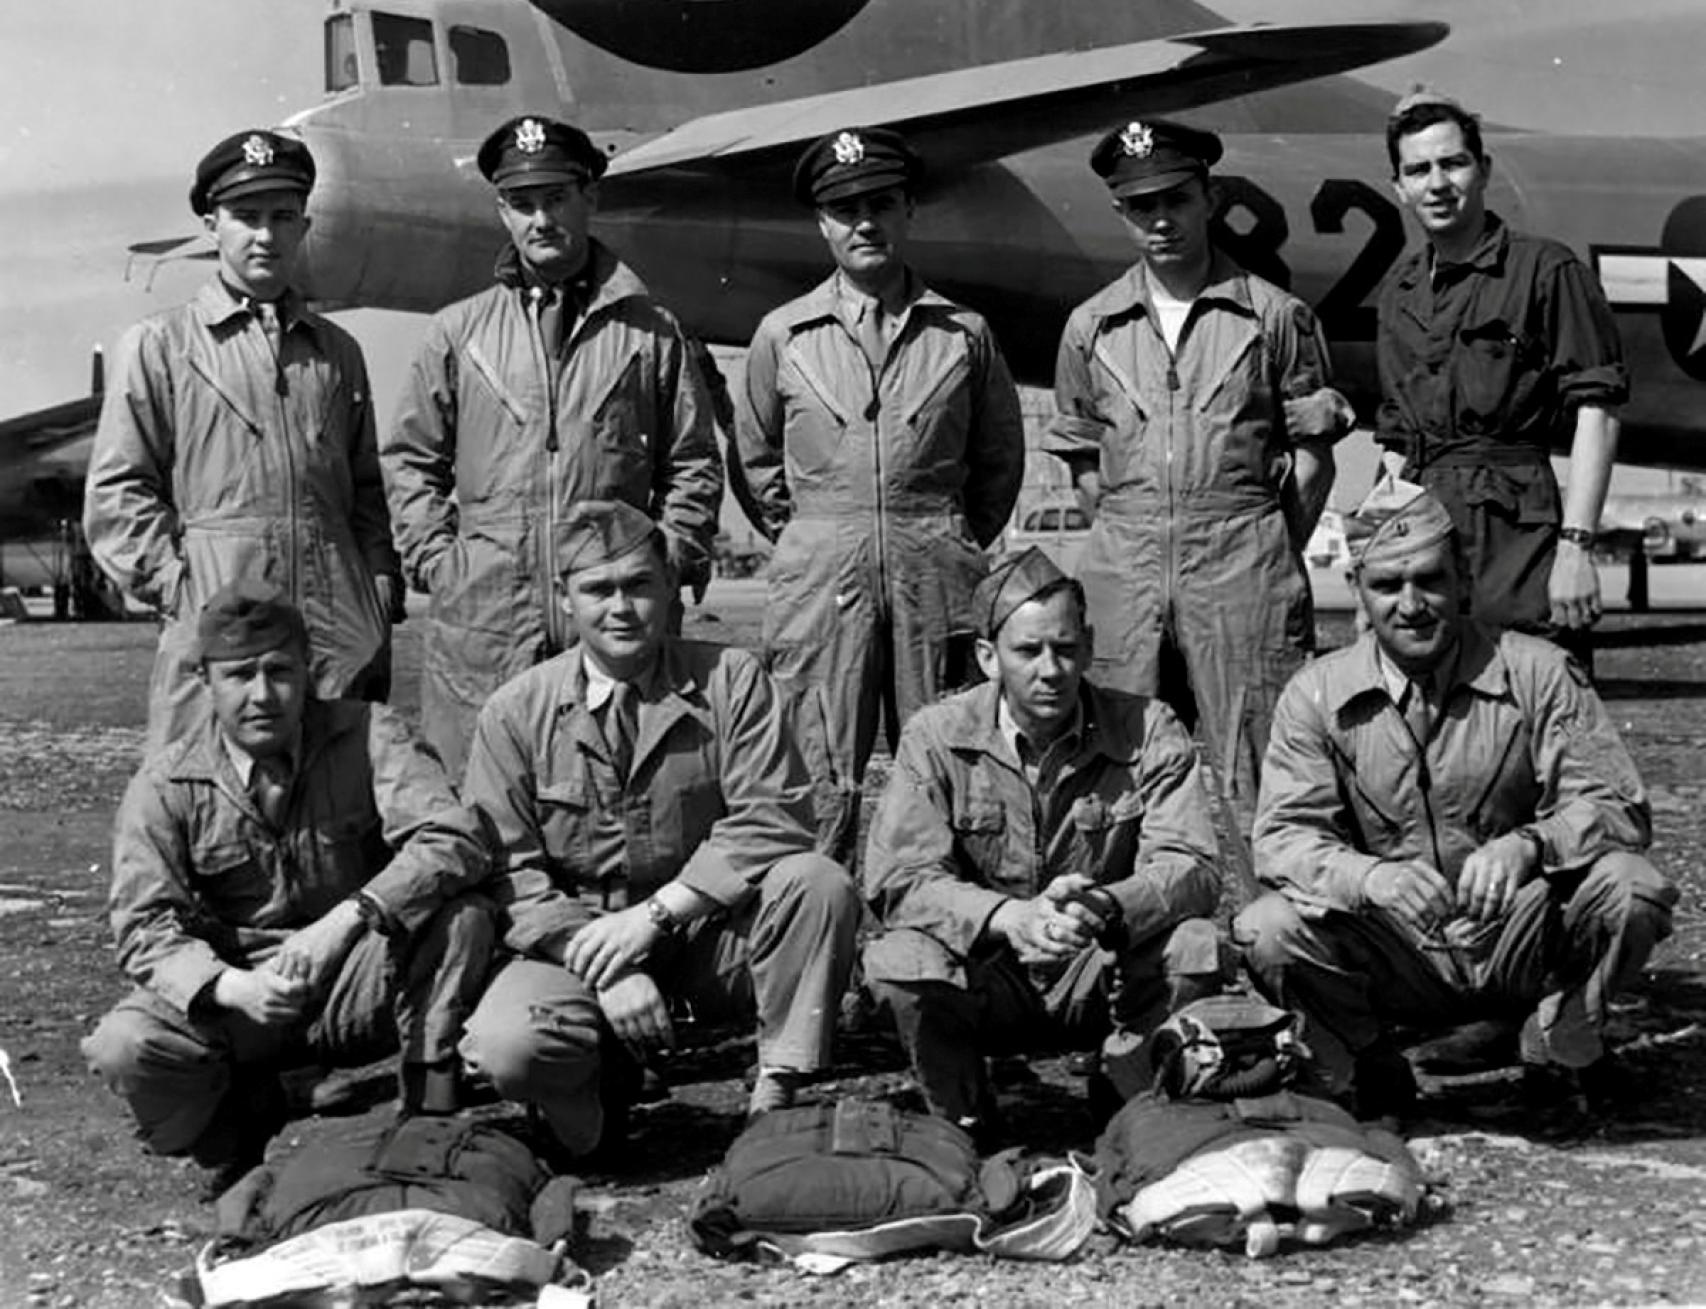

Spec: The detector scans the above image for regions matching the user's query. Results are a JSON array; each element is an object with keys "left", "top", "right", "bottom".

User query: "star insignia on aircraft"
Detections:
[
  {"left": 515, "top": 118, "right": 547, "bottom": 155},
  {"left": 1595, "top": 240, "right": 1706, "bottom": 381},
  {"left": 241, "top": 135, "right": 275, "bottom": 167},
  {"left": 832, "top": 131, "right": 865, "bottom": 166},
  {"left": 1118, "top": 121, "right": 1154, "bottom": 159}
]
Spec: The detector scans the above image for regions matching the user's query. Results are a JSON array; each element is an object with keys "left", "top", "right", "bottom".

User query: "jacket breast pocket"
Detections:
[
  {"left": 536, "top": 774, "right": 597, "bottom": 873},
  {"left": 588, "top": 350, "right": 652, "bottom": 485},
  {"left": 950, "top": 799, "right": 1011, "bottom": 889},
  {"left": 310, "top": 813, "right": 382, "bottom": 898},
  {"left": 192, "top": 840, "right": 272, "bottom": 920},
  {"left": 1455, "top": 317, "right": 1543, "bottom": 428}
]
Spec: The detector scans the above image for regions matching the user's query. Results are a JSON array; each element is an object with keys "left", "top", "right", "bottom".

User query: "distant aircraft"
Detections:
[{"left": 215, "top": 0, "right": 1706, "bottom": 473}]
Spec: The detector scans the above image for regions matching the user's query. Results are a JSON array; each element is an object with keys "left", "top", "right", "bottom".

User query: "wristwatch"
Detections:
[
  {"left": 1510, "top": 826, "right": 1546, "bottom": 868},
  {"left": 646, "top": 897, "right": 683, "bottom": 936},
  {"left": 348, "top": 889, "right": 390, "bottom": 935},
  {"left": 1558, "top": 526, "right": 1597, "bottom": 548}
]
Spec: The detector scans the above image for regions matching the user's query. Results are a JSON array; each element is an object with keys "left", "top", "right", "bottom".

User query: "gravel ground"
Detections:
[{"left": 1, "top": 591, "right": 1704, "bottom": 1306}]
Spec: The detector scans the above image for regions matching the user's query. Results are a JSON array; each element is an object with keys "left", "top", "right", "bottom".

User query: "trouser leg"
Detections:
[
  {"left": 459, "top": 958, "right": 605, "bottom": 1155},
  {"left": 1485, "top": 853, "right": 1678, "bottom": 1068},
  {"left": 668, "top": 852, "right": 860, "bottom": 1071},
  {"left": 80, "top": 988, "right": 289, "bottom": 1166},
  {"left": 1235, "top": 892, "right": 1461, "bottom": 1093}
]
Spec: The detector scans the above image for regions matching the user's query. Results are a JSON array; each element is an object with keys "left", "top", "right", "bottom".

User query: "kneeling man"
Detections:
[
  {"left": 862, "top": 549, "right": 1228, "bottom": 1134},
  {"left": 83, "top": 582, "right": 496, "bottom": 1194},
  {"left": 1237, "top": 489, "right": 1678, "bottom": 1120},
  {"left": 459, "top": 501, "right": 859, "bottom": 1155}
]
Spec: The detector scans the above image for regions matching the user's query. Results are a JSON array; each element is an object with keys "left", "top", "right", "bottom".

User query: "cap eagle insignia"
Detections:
[
  {"left": 1119, "top": 122, "right": 1155, "bottom": 159},
  {"left": 515, "top": 118, "right": 547, "bottom": 155},
  {"left": 241, "top": 135, "right": 275, "bottom": 167},
  {"left": 832, "top": 131, "right": 865, "bottom": 166}
]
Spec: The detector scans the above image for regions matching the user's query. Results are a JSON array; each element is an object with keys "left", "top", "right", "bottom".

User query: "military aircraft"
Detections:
[{"left": 231, "top": 0, "right": 1706, "bottom": 475}]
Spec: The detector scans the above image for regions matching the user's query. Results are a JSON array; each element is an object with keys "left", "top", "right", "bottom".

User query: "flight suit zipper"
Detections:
[
  {"left": 865, "top": 326, "right": 891, "bottom": 622},
  {"left": 265, "top": 310, "right": 302, "bottom": 608},
  {"left": 532, "top": 287, "right": 564, "bottom": 653}
]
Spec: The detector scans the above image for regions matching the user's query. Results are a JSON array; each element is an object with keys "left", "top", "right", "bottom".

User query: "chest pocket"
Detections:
[
  {"left": 308, "top": 813, "right": 382, "bottom": 901},
  {"left": 585, "top": 346, "right": 650, "bottom": 464},
  {"left": 537, "top": 768, "right": 598, "bottom": 875},
  {"left": 192, "top": 839, "right": 273, "bottom": 922},
  {"left": 1059, "top": 791, "right": 1144, "bottom": 882},
  {"left": 951, "top": 797, "right": 1012, "bottom": 889},
  {"left": 1455, "top": 316, "right": 1545, "bottom": 429}
]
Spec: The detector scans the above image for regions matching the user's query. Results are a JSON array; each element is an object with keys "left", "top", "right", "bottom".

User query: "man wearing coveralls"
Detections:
[
  {"left": 862, "top": 548, "right": 1227, "bottom": 1135},
  {"left": 81, "top": 582, "right": 495, "bottom": 1195},
  {"left": 1048, "top": 119, "right": 1353, "bottom": 838},
  {"left": 85, "top": 130, "right": 402, "bottom": 752},
  {"left": 458, "top": 501, "right": 860, "bottom": 1156},
  {"left": 1376, "top": 91, "right": 1626, "bottom": 656},
  {"left": 382, "top": 115, "right": 722, "bottom": 777},
  {"left": 731, "top": 126, "right": 1026, "bottom": 793},
  {"left": 1235, "top": 489, "right": 1677, "bottom": 1121}
]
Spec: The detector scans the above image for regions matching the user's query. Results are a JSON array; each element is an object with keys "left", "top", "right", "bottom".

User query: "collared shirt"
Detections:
[
  {"left": 1375, "top": 212, "right": 1628, "bottom": 466},
  {"left": 220, "top": 732, "right": 300, "bottom": 791},
  {"left": 996, "top": 695, "right": 1083, "bottom": 792},
  {"left": 1254, "top": 622, "right": 1651, "bottom": 914}
]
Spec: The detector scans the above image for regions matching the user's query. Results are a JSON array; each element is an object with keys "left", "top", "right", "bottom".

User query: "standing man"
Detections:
[
  {"left": 384, "top": 115, "right": 722, "bottom": 777},
  {"left": 1236, "top": 491, "right": 1676, "bottom": 1122},
  {"left": 1048, "top": 119, "right": 1354, "bottom": 840},
  {"left": 458, "top": 502, "right": 859, "bottom": 1158},
  {"left": 862, "top": 549, "right": 1226, "bottom": 1138},
  {"left": 1376, "top": 91, "right": 1627, "bottom": 652},
  {"left": 82, "top": 583, "right": 495, "bottom": 1197},
  {"left": 732, "top": 127, "right": 1025, "bottom": 796},
  {"left": 85, "top": 129, "right": 401, "bottom": 751}
]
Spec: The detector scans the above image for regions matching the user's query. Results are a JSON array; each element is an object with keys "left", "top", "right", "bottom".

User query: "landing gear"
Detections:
[{"left": 1627, "top": 548, "right": 1650, "bottom": 614}]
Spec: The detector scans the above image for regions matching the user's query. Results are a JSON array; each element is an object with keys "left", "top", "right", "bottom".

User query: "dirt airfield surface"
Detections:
[{"left": 2, "top": 584, "right": 1705, "bottom": 1307}]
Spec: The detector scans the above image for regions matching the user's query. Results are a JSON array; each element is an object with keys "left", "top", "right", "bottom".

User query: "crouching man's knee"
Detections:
[
  {"left": 1232, "top": 892, "right": 1315, "bottom": 980},
  {"left": 1577, "top": 851, "right": 1680, "bottom": 943}
]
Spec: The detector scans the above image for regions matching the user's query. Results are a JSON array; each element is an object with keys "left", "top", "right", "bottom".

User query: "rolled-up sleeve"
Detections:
[{"left": 1547, "top": 256, "right": 1629, "bottom": 411}]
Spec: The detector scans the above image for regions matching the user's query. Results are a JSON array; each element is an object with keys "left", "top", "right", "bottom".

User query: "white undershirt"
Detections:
[{"left": 1150, "top": 282, "right": 1194, "bottom": 352}]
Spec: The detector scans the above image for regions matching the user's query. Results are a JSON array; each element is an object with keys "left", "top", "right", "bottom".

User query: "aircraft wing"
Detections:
[{"left": 605, "top": 19, "right": 1448, "bottom": 180}]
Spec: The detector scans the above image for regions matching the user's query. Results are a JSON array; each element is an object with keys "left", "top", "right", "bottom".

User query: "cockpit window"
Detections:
[
  {"left": 324, "top": 13, "right": 358, "bottom": 93},
  {"left": 373, "top": 12, "right": 439, "bottom": 86},
  {"left": 450, "top": 26, "right": 510, "bottom": 86}
]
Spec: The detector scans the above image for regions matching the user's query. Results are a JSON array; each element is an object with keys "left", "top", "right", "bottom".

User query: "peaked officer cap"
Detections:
[
  {"left": 191, "top": 130, "right": 315, "bottom": 215},
  {"left": 478, "top": 115, "right": 607, "bottom": 189},
  {"left": 792, "top": 127, "right": 923, "bottom": 207},
  {"left": 1090, "top": 118, "right": 1222, "bottom": 199}
]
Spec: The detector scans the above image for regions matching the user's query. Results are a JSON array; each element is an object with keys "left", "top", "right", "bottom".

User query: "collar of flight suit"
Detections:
[
  {"left": 193, "top": 277, "right": 324, "bottom": 344},
  {"left": 777, "top": 268, "right": 956, "bottom": 336},
  {"left": 492, "top": 237, "right": 652, "bottom": 322},
  {"left": 935, "top": 678, "right": 1147, "bottom": 771},
  {"left": 1393, "top": 210, "right": 1510, "bottom": 295},
  {"left": 1327, "top": 620, "right": 1510, "bottom": 717},
  {"left": 163, "top": 697, "right": 362, "bottom": 788},
  {"left": 1077, "top": 248, "right": 1256, "bottom": 333}
]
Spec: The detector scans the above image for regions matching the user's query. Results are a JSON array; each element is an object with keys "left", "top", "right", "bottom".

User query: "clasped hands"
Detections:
[
  {"left": 1365, "top": 831, "right": 1542, "bottom": 935},
  {"left": 990, "top": 873, "right": 1120, "bottom": 966}
]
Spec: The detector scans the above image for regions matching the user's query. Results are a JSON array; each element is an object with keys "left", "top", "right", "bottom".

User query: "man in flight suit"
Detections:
[
  {"left": 85, "top": 130, "right": 402, "bottom": 751},
  {"left": 81, "top": 583, "right": 494, "bottom": 1196},
  {"left": 457, "top": 501, "right": 859, "bottom": 1158},
  {"left": 732, "top": 127, "right": 1025, "bottom": 795},
  {"left": 1376, "top": 91, "right": 1627, "bottom": 656},
  {"left": 862, "top": 549, "right": 1227, "bottom": 1137},
  {"left": 1048, "top": 119, "right": 1354, "bottom": 842},
  {"left": 383, "top": 115, "right": 722, "bottom": 776},
  {"left": 1235, "top": 490, "right": 1677, "bottom": 1121}
]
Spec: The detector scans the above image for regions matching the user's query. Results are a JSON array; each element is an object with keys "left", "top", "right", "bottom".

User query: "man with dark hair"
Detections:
[
  {"left": 86, "top": 129, "right": 402, "bottom": 751},
  {"left": 1376, "top": 91, "right": 1626, "bottom": 653},
  {"left": 383, "top": 114, "right": 722, "bottom": 777},
  {"left": 1049, "top": 118, "right": 1353, "bottom": 842},
  {"left": 457, "top": 500, "right": 859, "bottom": 1157},
  {"left": 862, "top": 547, "right": 1227, "bottom": 1137},
  {"left": 1236, "top": 489, "right": 1676, "bottom": 1122},
  {"left": 81, "top": 581, "right": 495, "bottom": 1196},
  {"left": 732, "top": 126, "right": 1025, "bottom": 801}
]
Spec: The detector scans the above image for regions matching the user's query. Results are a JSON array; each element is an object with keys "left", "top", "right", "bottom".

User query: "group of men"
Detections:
[{"left": 75, "top": 89, "right": 1676, "bottom": 1198}]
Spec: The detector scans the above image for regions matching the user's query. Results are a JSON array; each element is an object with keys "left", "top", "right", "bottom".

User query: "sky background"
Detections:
[{"left": 4, "top": 0, "right": 1703, "bottom": 515}]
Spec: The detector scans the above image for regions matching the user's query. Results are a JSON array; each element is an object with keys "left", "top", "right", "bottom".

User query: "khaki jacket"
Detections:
[
  {"left": 1254, "top": 624, "right": 1652, "bottom": 914},
  {"left": 463, "top": 640, "right": 820, "bottom": 962},
  {"left": 862, "top": 680, "right": 1222, "bottom": 986},
  {"left": 107, "top": 700, "right": 492, "bottom": 1014}
]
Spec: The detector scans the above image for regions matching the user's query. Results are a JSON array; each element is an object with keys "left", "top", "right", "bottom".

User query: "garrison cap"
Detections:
[
  {"left": 792, "top": 127, "right": 922, "bottom": 207},
  {"left": 197, "top": 579, "right": 308, "bottom": 662},
  {"left": 1389, "top": 84, "right": 1470, "bottom": 123},
  {"left": 556, "top": 500, "right": 663, "bottom": 577},
  {"left": 1347, "top": 480, "right": 1457, "bottom": 569},
  {"left": 1090, "top": 118, "right": 1222, "bottom": 199},
  {"left": 478, "top": 115, "right": 607, "bottom": 189},
  {"left": 190, "top": 130, "right": 315, "bottom": 216},
  {"left": 975, "top": 547, "right": 1071, "bottom": 638}
]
